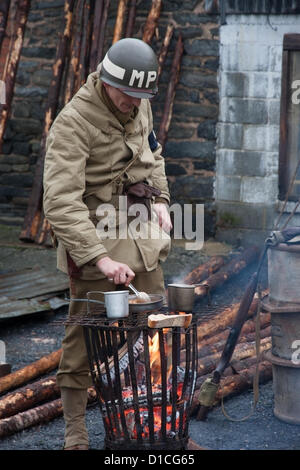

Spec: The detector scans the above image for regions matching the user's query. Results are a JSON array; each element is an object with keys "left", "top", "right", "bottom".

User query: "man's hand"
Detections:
[
  {"left": 96, "top": 256, "right": 135, "bottom": 286},
  {"left": 153, "top": 203, "right": 173, "bottom": 233}
]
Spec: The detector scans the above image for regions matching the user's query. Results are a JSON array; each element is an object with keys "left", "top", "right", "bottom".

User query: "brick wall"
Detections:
[
  {"left": 215, "top": 14, "right": 300, "bottom": 246},
  {"left": 0, "top": 0, "right": 219, "bottom": 237}
]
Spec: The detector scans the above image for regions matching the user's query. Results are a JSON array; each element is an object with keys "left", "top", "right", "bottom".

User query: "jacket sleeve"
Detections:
[
  {"left": 146, "top": 100, "right": 170, "bottom": 204},
  {"left": 43, "top": 108, "right": 108, "bottom": 267}
]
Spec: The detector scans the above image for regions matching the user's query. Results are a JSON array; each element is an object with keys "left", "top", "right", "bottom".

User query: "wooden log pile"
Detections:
[
  {"left": 0, "top": 386, "right": 97, "bottom": 437},
  {"left": 193, "top": 245, "right": 260, "bottom": 301},
  {"left": 186, "top": 294, "right": 273, "bottom": 420},
  {"left": 177, "top": 246, "right": 272, "bottom": 420},
  {"left": 0, "top": 347, "right": 97, "bottom": 438},
  {"left": 0, "top": 349, "right": 62, "bottom": 395},
  {"left": 6, "top": 0, "right": 182, "bottom": 246},
  {"left": 183, "top": 255, "right": 225, "bottom": 285},
  {"left": 0, "top": 248, "right": 272, "bottom": 436}
]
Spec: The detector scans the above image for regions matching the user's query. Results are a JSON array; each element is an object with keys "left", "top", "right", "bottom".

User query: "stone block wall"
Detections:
[
  {"left": 0, "top": 0, "right": 65, "bottom": 225},
  {"left": 0, "top": 0, "right": 219, "bottom": 237},
  {"left": 215, "top": 14, "right": 300, "bottom": 246}
]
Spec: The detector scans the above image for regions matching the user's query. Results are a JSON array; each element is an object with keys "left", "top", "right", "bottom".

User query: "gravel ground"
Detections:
[{"left": 0, "top": 226, "right": 300, "bottom": 451}]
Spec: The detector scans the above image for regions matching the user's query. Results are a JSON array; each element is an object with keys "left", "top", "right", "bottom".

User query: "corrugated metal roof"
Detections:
[
  {"left": 0, "top": 266, "right": 69, "bottom": 299},
  {"left": 0, "top": 267, "right": 69, "bottom": 320},
  {"left": 0, "top": 295, "right": 68, "bottom": 320}
]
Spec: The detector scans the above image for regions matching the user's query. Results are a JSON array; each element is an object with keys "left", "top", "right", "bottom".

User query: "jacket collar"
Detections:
[
  {"left": 100, "top": 81, "right": 134, "bottom": 126},
  {"left": 71, "top": 72, "right": 141, "bottom": 133}
]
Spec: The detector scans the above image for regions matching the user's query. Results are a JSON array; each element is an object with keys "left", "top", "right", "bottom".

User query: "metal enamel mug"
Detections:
[
  {"left": 87, "top": 290, "right": 129, "bottom": 319},
  {"left": 167, "top": 283, "right": 195, "bottom": 312}
]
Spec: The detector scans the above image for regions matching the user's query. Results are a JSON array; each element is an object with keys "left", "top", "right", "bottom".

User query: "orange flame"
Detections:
[
  {"left": 148, "top": 331, "right": 173, "bottom": 384},
  {"left": 148, "top": 332, "right": 161, "bottom": 384},
  {"left": 149, "top": 332, "right": 160, "bottom": 368}
]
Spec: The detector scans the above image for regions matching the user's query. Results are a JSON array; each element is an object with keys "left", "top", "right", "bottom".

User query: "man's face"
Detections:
[{"left": 103, "top": 83, "right": 141, "bottom": 113}]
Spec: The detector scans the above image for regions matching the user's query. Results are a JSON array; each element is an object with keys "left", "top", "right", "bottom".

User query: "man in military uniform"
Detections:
[{"left": 43, "top": 38, "right": 172, "bottom": 450}]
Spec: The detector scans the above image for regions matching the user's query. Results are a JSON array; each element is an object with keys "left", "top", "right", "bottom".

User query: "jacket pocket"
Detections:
[{"left": 129, "top": 219, "right": 171, "bottom": 271}]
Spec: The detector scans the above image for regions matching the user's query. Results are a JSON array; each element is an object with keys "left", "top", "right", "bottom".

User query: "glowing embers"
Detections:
[{"left": 103, "top": 382, "right": 186, "bottom": 440}]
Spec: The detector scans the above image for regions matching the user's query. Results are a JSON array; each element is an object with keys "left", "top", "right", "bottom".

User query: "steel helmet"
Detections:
[{"left": 99, "top": 38, "right": 158, "bottom": 99}]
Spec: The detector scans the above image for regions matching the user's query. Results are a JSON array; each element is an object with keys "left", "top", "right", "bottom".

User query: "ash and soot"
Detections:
[{"left": 0, "top": 231, "right": 300, "bottom": 452}]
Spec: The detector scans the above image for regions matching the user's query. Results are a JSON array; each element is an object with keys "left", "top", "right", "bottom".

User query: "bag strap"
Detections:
[
  {"left": 84, "top": 129, "right": 146, "bottom": 201},
  {"left": 110, "top": 130, "right": 145, "bottom": 186}
]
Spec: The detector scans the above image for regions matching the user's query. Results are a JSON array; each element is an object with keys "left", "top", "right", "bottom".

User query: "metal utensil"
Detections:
[
  {"left": 128, "top": 283, "right": 151, "bottom": 302},
  {"left": 108, "top": 277, "right": 150, "bottom": 302}
]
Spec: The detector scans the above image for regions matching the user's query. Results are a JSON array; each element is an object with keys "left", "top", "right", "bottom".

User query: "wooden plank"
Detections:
[
  {"left": 142, "top": 0, "right": 161, "bottom": 45},
  {"left": 0, "top": 0, "right": 10, "bottom": 53},
  {"left": 112, "top": 0, "right": 128, "bottom": 44},
  {"left": 157, "top": 23, "right": 174, "bottom": 83},
  {"left": 283, "top": 33, "right": 300, "bottom": 51},
  {"left": 19, "top": 0, "right": 76, "bottom": 243},
  {"left": 76, "top": 0, "right": 92, "bottom": 89},
  {"left": 0, "top": 0, "right": 31, "bottom": 153},
  {"left": 89, "top": 0, "right": 104, "bottom": 72},
  {"left": 97, "top": 0, "right": 110, "bottom": 63},
  {"left": 278, "top": 49, "right": 289, "bottom": 201},
  {"left": 124, "top": 0, "right": 137, "bottom": 38},
  {"left": 90, "top": 0, "right": 110, "bottom": 72},
  {"left": 278, "top": 39, "right": 300, "bottom": 203},
  {"left": 157, "top": 32, "right": 183, "bottom": 151},
  {"left": 64, "top": 0, "right": 85, "bottom": 104}
]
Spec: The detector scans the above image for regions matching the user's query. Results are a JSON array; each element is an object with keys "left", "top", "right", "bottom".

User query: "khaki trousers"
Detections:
[
  {"left": 57, "top": 265, "right": 165, "bottom": 389},
  {"left": 58, "top": 265, "right": 165, "bottom": 448}
]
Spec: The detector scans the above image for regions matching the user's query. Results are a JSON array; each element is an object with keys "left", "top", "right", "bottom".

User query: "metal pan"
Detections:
[{"left": 128, "top": 294, "right": 165, "bottom": 313}]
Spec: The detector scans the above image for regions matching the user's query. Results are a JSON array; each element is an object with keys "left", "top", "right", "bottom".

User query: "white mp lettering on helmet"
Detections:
[
  {"left": 129, "top": 69, "right": 157, "bottom": 88},
  {"left": 129, "top": 69, "right": 145, "bottom": 88},
  {"left": 103, "top": 54, "right": 126, "bottom": 80},
  {"left": 146, "top": 71, "right": 157, "bottom": 88}
]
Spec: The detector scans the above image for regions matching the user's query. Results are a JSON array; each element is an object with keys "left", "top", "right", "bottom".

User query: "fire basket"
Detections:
[{"left": 72, "top": 307, "right": 198, "bottom": 450}]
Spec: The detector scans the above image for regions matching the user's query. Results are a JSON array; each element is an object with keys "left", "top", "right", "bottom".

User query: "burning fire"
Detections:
[
  {"left": 148, "top": 331, "right": 173, "bottom": 385},
  {"left": 103, "top": 329, "right": 187, "bottom": 441},
  {"left": 148, "top": 332, "right": 162, "bottom": 384},
  {"left": 149, "top": 332, "right": 160, "bottom": 370},
  {"left": 104, "top": 383, "right": 186, "bottom": 440}
]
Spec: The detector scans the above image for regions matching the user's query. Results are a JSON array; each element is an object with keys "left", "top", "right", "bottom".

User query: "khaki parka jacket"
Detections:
[{"left": 43, "top": 72, "right": 171, "bottom": 280}]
